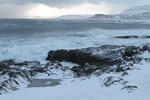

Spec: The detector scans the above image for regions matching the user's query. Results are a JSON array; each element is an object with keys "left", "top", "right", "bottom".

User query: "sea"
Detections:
[{"left": 0, "top": 19, "right": 150, "bottom": 62}]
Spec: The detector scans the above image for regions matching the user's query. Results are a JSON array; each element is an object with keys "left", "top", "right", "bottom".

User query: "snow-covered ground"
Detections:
[{"left": 0, "top": 52, "right": 150, "bottom": 100}]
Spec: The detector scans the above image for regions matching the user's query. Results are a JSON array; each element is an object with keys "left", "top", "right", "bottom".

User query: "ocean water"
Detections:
[{"left": 0, "top": 19, "right": 150, "bottom": 62}]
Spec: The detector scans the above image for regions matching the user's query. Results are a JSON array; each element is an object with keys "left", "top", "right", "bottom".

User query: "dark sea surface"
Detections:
[{"left": 0, "top": 19, "right": 150, "bottom": 38}]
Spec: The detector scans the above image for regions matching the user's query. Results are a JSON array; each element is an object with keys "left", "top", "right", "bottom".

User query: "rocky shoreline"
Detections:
[{"left": 1, "top": 44, "right": 150, "bottom": 94}]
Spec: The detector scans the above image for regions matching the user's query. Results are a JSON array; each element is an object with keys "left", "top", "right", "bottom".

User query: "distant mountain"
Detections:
[
  {"left": 89, "top": 5, "right": 150, "bottom": 21},
  {"left": 58, "top": 15, "right": 93, "bottom": 20},
  {"left": 120, "top": 5, "right": 150, "bottom": 20},
  {"left": 89, "top": 14, "right": 118, "bottom": 21},
  {"left": 121, "top": 5, "right": 150, "bottom": 16}
]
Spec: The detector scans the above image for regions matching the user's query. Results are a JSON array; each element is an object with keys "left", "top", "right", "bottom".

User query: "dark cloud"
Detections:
[
  {"left": 0, "top": 0, "right": 96, "bottom": 5},
  {"left": 0, "top": 0, "right": 149, "bottom": 8},
  {"left": 0, "top": 0, "right": 149, "bottom": 18}
]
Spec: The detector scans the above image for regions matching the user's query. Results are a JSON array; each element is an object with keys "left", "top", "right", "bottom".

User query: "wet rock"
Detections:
[
  {"left": 114, "top": 35, "right": 150, "bottom": 39},
  {"left": 115, "top": 35, "right": 139, "bottom": 39},
  {"left": 142, "top": 35, "right": 150, "bottom": 39}
]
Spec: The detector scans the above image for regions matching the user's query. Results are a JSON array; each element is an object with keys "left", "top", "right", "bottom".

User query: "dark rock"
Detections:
[
  {"left": 102, "top": 76, "right": 128, "bottom": 87},
  {"left": 142, "top": 35, "right": 150, "bottom": 39},
  {"left": 116, "top": 66, "right": 125, "bottom": 72},
  {"left": 47, "top": 45, "right": 125, "bottom": 66},
  {"left": 2, "top": 60, "right": 15, "bottom": 65},
  {"left": 115, "top": 35, "right": 138, "bottom": 39},
  {"left": 122, "top": 46, "right": 141, "bottom": 57},
  {"left": 71, "top": 64, "right": 100, "bottom": 76},
  {"left": 46, "top": 45, "right": 145, "bottom": 76},
  {"left": 122, "top": 72, "right": 129, "bottom": 76},
  {"left": 121, "top": 85, "right": 138, "bottom": 92},
  {"left": 47, "top": 45, "right": 141, "bottom": 64},
  {"left": 115, "top": 35, "right": 150, "bottom": 39},
  {"left": 46, "top": 50, "right": 78, "bottom": 62},
  {"left": 142, "top": 44, "right": 150, "bottom": 52},
  {"left": 0, "top": 62, "right": 10, "bottom": 73}
]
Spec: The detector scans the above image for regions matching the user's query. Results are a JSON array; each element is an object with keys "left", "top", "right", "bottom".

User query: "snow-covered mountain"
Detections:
[
  {"left": 89, "top": 5, "right": 150, "bottom": 21},
  {"left": 120, "top": 5, "right": 150, "bottom": 20},
  {"left": 56, "top": 5, "right": 150, "bottom": 22},
  {"left": 89, "top": 14, "right": 119, "bottom": 22},
  {"left": 121, "top": 5, "right": 150, "bottom": 16}
]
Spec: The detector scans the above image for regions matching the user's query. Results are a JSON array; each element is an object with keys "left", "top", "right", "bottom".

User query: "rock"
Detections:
[
  {"left": 1, "top": 60, "right": 15, "bottom": 65},
  {"left": 116, "top": 66, "right": 125, "bottom": 72},
  {"left": 47, "top": 45, "right": 142, "bottom": 70},
  {"left": 46, "top": 50, "right": 78, "bottom": 62},
  {"left": 114, "top": 35, "right": 150, "bottom": 39},
  {"left": 0, "top": 62, "right": 10, "bottom": 72},
  {"left": 115, "top": 35, "right": 139, "bottom": 39},
  {"left": 121, "top": 85, "right": 138, "bottom": 93},
  {"left": 47, "top": 45, "right": 125, "bottom": 66},
  {"left": 71, "top": 64, "right": 100, "bottom": 76},
  {"left": 46, "top": 45, "right": 145, "bottom": 76},
  {"left": 122, "top": 46, "right": 141, "bottom": 57},
  {"left": 142, "top": 35, "right": 150, "bottom": 39},
  {"left": 142, "top": 44, "right": 150, "bottom": 52},
  {"left": 122, "top": 71, "right": 129, "bottom": 76},
  {"left": 101, "top": 76, "right": 128, "bottom": 87}
]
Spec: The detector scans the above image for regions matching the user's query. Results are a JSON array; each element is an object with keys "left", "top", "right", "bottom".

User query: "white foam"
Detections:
[{"left": 0, "top": 29, "right": 150, "bottom": 62}]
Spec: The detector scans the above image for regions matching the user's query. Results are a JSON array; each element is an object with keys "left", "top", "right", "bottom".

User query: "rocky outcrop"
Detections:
[
  {"left": 0, "top": 60, "right": 73, "bottom": 94},
  {"left": 47, "top": 45, "right": 142, "bottom": 66},
  {"left": 46, "top": 44, "right": 150, "bottom": 76}
]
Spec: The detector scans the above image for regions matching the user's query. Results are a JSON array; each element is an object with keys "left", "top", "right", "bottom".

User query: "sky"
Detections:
[{"left": 0, "top": 0, "right": 149, "bottom": 18}]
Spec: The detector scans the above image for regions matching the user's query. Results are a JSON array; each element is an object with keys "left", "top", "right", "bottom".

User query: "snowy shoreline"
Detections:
[{"left": 0, "top": 44, "right": 150, "bottom": 100}]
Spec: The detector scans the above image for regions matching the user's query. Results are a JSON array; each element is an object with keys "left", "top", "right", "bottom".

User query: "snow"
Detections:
[
  {"left": 121, "top": 5, "right": 150, "bottom": 16},
  {"left": 1, "top": 53, "right": 150, "bottom": 100}
]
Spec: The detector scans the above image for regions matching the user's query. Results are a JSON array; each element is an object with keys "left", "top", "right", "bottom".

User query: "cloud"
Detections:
[
  {"left": 0, "top": 3, "right": 29, "bottom": 18},
  {"left": 0, "top": 2, "right": 123, "bottom": 18},
  {"left": 1, "top": 0, "right": 149, "bottom": 7},
  {"left": 0, "top": 0, "right": 149, "bottom": 18}
]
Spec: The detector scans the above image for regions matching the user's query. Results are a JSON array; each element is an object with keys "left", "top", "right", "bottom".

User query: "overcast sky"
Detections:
[{"left": 0, "top": 0, "right": 149, "bottom": 18}]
